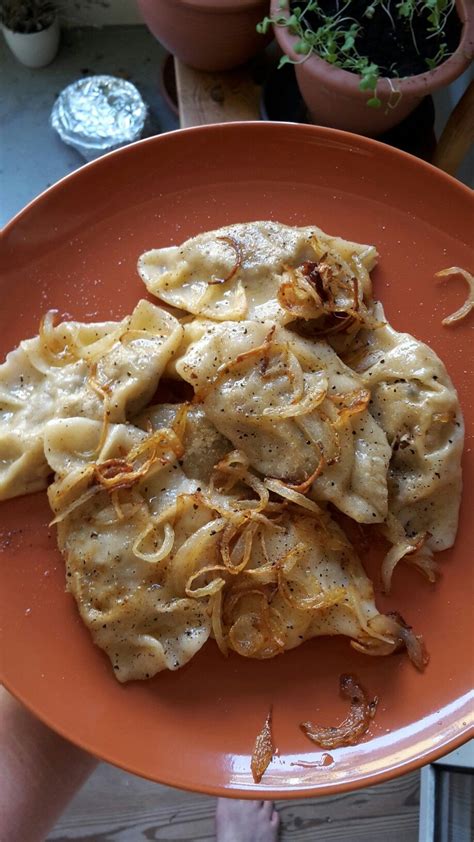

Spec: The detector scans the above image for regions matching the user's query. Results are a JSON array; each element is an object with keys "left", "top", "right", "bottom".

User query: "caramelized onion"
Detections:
[
  {"left": 407, "top": 549, "right": 439, "bottom": 583},
  {"left": 380, "top": 515, "right": 438, "bottom": 592},
  {"left": 279, "top": 574, "right": 346, "bottom": 613},
  {"left": 341, "top": 345, "right": 385, "bottom": 373},
  {"left": 228, "top": 611, "right": 266, "bottom": 657},
  {"left": 165, "top": 512, "right": 227, "bottom": 592},
  {"left": 211, "top": 329, "right": 277, "bottom": 392},
  {"left": 86, "top": 363, "right": 113, "bottom": 457},
  {"left": 263, "top": 371, "right": 328, "bottom": 420},
  {"left": 49, "top": 483, "right": 100, "bottom": 525},
  {"left": 264, "top": 478, "right": 324, "bottom": 515},
  {"left": 54, "top": 424, "right": 185, "bottom": 527},
  {"left": 185, "top": 564, "right": 227, "bottom": 598},
  {"left": 303, "top": 261, "right": 328, "bottom": 302},
  {"left": 132, "top": 521, "right": 175, "bottom": 564},
  {"left": 226, "top": 589, "right": 284, "bottom": 658},
  {"left": 290, "top": 754, "right": 333, "bottom": 768},
  {"left": 251, "top": 708, "right": 275, "bottom": 783},
  {"left": 195, "top": 277, "right": 247, "bottom": 319},
  {"left": 436, "top": 266, "right": 474, "bottom": 325},
  {"left": 212, "top": 449, "right": 250, "bottom": 491},
  {"left": 329, "top": 388, "right": 370, "bottom": 429},
  {"left": 381, "top": 531, "right": 436, "bottom": 593},
  {"left": 310, "top": 314, "right": 356, "bottom": 337},
  {"left": 205, "top": 328, "right": 327, "bottom": 423},
  {"left": 211, "top": 590, "right": 228, "bottom": 656},
  {"left": 285, "top": 445, "right": 325, "bottom": 494},
  {"left": 211, "top": 451, "right": 270, "bottom": 516},
  {"left": 385, "top": 612, "right": 429, "bottom": 671},
  {"left": 39, "top": 309, "right": 61, "bottom": 354},
  {"left": 301, "top": 674, "right": 378, "bottom": 748},
  {"left": 278, "top": 274, "right": 321, "bottom": 320},
  {"left": 110, "top": 489, "right": 125, "bottom": 521},
  {"left": 93, "top": 428, "right": 183, "bottom": 493},
  {"left": 208, "top": 236, "right": 243, "bottom": 285},
  {"left": 39, "top": 309, "right": 79, "bottom": 365},
  {"left": 278, "top": 239, "right": 374, "bottom": 339},
  {"left": 220, "top": 520, "right": 259, "bottom": 574},
  {"left": 352, "top": 612, "right": 429, "bottom": 671},
  {"left": 274, "top": 541, "right": 346, "bottom": 612},
  {"left": 38, "top": 310, "right": 127, "bottom": 372}
]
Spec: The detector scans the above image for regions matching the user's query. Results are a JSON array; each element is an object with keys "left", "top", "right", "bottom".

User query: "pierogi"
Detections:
[
  {"left": 0, "top": 220, "right": 464, "bottom": 686},
  {"left": 0, "top": 300, "right": 182, "bottom": 500}
]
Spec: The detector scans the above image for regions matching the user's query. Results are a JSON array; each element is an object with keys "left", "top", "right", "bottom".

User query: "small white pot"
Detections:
[{"left": 2, "top": 15, "right": 60, "bottom": 68}]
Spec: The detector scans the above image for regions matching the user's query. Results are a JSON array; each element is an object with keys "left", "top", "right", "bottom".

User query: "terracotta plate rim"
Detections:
[
  {"left": 2, "top": 669, "right": 473, "bottom": 799},
  {"left": 2, "top": 121, "right": 474, "bottom": 240}
]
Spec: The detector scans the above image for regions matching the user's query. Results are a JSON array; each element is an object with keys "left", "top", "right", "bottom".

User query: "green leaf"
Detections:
[
  {"left": 397, "top": 1, "right": 414, "bottom": 18},
  {"left": 367, "top": 96, "right": 382, "bottom": 108},
  {"left": 365, "top": 62, "right": 380, "bottom": 76},
  {"left": 343, "top": 33, "right": 355, "bottom": 51},
  {"left": 359, "top": 74, "right": 378, "bottom": 91},
  {"left": 294, "top": 39, "right": 311, "bottom": 54},
  {"left": 278, "top": 54, "right": 295, "bottom": 68}
]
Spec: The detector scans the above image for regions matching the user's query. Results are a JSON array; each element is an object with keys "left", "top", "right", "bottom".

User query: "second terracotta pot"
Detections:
[
  {"left": 137, "top": 0, "right": 271, "bottom": 72},
  {"left": 271, "top": 0, "right": 474, "bottom": 136}
]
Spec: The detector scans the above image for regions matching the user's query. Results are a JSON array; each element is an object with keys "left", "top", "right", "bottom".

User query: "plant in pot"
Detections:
[
  {"left": 258, "top": 0, "right": 474, "bottom": 135},
  {"left": 1, "top": 0, "right": 60, "bottom": 68},
  {"left": 136, "top": 0, "right": 272, "bottom": 72}
]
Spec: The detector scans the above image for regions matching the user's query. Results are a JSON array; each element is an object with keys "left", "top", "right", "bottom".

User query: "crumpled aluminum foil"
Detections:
[{"left": 51, "top": 75, "right": 147, "bottom": 161}]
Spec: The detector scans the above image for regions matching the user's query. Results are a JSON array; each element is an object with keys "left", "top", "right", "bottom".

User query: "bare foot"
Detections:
[{"left": 215, "top": 798, "right": 280, "bottom": 842}]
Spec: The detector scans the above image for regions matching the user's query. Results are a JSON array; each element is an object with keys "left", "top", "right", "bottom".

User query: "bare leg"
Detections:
[
  {"left": 0, "top": 687, "right": 97, "bottom": 842},
  {"left": 215, "top": 798, "right": 280, "bottom": 842}
]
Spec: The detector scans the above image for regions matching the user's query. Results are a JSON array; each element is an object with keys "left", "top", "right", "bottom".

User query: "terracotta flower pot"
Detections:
[
  {"left": 137, "top": 0, "right": 271, "bottom": 72},
  {"left": 271, "top": 0, "right": 474, "bottom": 136}
]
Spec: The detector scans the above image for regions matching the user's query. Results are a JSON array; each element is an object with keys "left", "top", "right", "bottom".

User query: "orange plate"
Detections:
[{"left": 0, "top": 123, "right": 473, "bottom": 798}]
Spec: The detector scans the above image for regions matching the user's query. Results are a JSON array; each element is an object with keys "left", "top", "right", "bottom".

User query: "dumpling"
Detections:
[
  {"left": 172, "top": 449, "right": 409, "bottom": 663},
  {"left": 45, "top": 415, "right": 215, "bottom": 682},
  {"left": 175, "top": 319, "right": 391, "bottom": 522},
  {"left": 0, "top": 300, "right": 183, "bottom": 500},
  {"left": 135, "top": 403, "right": 232, "bottom": 482},
  {"left": 218, "top": 503, "right": 406, "bottom": 661},
  {"left": 45, "top": 409, "right": 408, "bottom": 681},
  {"left": 349, "top": 304, "right": 464, "bottom": 547},
  {"left": 138, "top": 220, "right": 378, "bottom": 324},
  {"left": 344, "top": 304, "right": 464, "bottom": 588}
]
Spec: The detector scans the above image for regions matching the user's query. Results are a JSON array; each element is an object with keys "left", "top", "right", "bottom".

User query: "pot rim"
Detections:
[
  {"left": 1, "top": 14, "right": 58, "bottom": 36},
  {"left": 153, "top": 0, "right": 266, "bottom": 12},
  {"left": 271, "top": 0, "right": 474, "bottom": 99}
]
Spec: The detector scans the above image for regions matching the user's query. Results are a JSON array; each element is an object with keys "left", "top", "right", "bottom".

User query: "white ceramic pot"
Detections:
[{"left": 2, "top": 15, "right": 60, "bottom": 68}]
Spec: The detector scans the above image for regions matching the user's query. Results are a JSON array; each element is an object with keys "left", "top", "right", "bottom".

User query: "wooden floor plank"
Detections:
[
  {"left": 48, "top": 763, "right": 420, "bottom": 841},
  {"left": 175, "top": 59, "right": 261, "bottom": 128}
]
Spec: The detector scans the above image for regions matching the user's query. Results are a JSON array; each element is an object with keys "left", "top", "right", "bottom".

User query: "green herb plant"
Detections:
[
  {"left": 257, "top": 0, "right": 456, "bottom": 108},
  {"left": 0, "top": 0, "right": 58, "bottom": 33}
]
